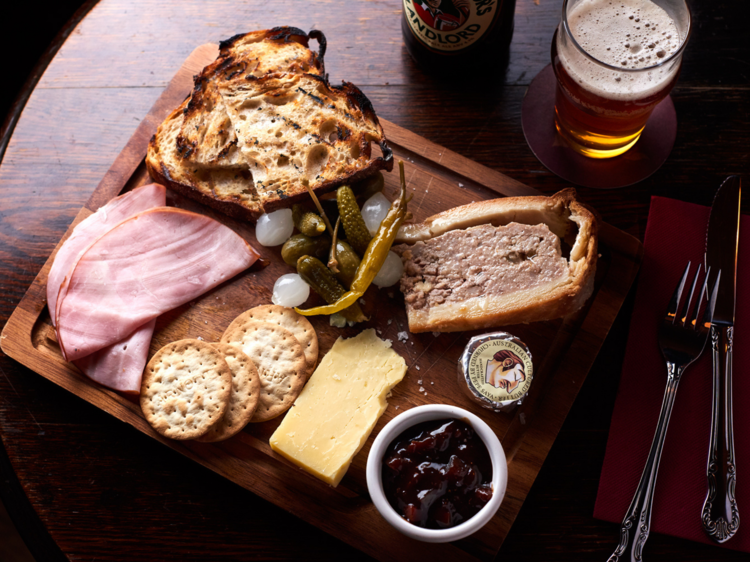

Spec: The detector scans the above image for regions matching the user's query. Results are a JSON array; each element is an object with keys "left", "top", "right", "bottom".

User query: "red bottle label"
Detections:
[{"left": 403, "top": 0, "right": 498, "bottom": 52}]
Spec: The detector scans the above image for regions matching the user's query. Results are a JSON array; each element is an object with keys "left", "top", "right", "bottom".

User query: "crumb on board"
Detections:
[{"left": 397, "top": 331, "right": 409, "bottom": 342}]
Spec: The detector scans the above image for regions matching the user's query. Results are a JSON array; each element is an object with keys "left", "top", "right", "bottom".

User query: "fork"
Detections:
[{"left": 607, "top": 262, "right": 721, "bottom": 562}]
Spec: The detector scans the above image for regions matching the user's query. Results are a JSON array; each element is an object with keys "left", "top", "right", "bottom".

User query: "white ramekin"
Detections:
[{"left": 365, "top": 404, "right": 507, "bottom": 543}]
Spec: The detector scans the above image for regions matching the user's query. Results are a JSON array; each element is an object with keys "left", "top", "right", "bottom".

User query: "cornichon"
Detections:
[
  {"left": 333, "top": 240, "right": 361, "bottom": 288},
  {"left": 337, "top": 185, "right": 372, "bottom": 255},
  {"left": 296, "top": 256, "right": 367, "bottom": 323},
  {"left": 292, "top": 204, "right": 326, "bottom": 237},
  {"left": 281, "top": 234, "right": 331, "bottom": 266},
  {"left": 295, "top": 160, "right": 411, "bottom": 319}
]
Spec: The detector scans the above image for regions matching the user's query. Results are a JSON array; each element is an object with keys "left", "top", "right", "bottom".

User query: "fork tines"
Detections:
[{"left": 667, "top": 262, "right": 721, "bottom": 331}]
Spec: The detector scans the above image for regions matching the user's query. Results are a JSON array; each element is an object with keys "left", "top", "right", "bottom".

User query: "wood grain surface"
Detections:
[
  {"left": 0, "top": 1, "right": 748, "bottom": 561},
  {"left": 1, "top": 42, "right": 642, "bottom": 562}
]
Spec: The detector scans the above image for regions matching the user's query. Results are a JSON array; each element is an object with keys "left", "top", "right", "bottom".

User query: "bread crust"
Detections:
[
  {"left": 146, "top": 29, "right": 393, "bottom": 221},
  {"left": 394, "top": 189, "right": 598, "bottom": 332},
  {"left": 145, "top": 100, "right": 264, "bottom": 220},
  {"left": 146, "top": 153, "right": 262, "bottom": 221},
  {"left": 177, "top": 28, "right": 327, "bottom": 168}
]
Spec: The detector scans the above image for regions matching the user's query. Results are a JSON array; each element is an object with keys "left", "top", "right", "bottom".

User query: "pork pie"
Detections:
[{"left": 392, "top": 189, "right": 598, "bottom": 332}]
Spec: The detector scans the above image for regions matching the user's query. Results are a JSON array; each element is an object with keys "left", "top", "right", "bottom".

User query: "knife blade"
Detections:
[
  {"left": 705, "top": 176, "right": 741, "bottom": 326},
  {"left": 701, "top": 175, "right": 741, "bottom": 543}
]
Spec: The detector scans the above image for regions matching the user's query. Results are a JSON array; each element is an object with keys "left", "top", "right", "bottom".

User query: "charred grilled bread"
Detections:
[
  {"left": 392, "top": 189, "right": 598, "bottom": 332},
  {"left": 177, "top": 28, "right": 327, "bottom": 169},
  {"left": 146, "top": 27, "right": 393, "bottom": 221},
  {"left": 215, "top": 72, "right": 393, "bottom": 214}
]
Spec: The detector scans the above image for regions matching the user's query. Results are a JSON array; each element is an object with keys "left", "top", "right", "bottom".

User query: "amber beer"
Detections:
[
  {"left": 402, "top": 0, "right": 517, "bottom": 75},
  {"left": 552, "top": 0, "right": 691, "bottom": 158}
]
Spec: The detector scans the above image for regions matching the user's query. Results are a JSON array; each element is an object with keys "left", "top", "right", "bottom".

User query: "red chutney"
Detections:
[{"left": 381, "top": 418, "right": 493, "bottom": 529}]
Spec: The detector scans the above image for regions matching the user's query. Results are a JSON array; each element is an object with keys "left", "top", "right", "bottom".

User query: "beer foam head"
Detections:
[{"left": 558, "top": 0, "right": 685, "bottom": 101}]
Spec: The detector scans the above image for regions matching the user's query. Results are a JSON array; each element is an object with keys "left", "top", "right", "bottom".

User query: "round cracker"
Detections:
[
  {"left": 140, "top": 339, "right": 231, "bottom": 440},
  {"left": 220, "top": 321, "right": 307, "bottom": 422},
  {"left": 196, "top": 343, "right": 261, "bottom": 443},
  {"left": 223, "top": 305, "right": 318, "bottom": 376}
]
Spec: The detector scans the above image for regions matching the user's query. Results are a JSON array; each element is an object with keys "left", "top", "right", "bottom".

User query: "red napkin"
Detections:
[{"left": 595, "top": 195, "right": 749, "bottom": 552}]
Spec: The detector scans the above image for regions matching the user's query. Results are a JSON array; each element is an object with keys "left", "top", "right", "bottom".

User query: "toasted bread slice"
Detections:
[
  {"left": 217, "top": 27, "right": 326, "bottom": 71},
  {"left": 146, "top": 98, "right": 264, "bottom": 220},
  {"left": 147, "top": 29, "right": 392, "bottom": 220},
  {"left": 217, "top": 71, "right": 392, "bottom": 213},
  {"left": 177, "top": 28, "right": 326, "bottom": 168},
  {"left": 393, "top": 189, "right": 598, "bottom": 332}
]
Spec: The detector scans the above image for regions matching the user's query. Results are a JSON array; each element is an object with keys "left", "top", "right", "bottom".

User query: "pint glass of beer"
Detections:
[{"left": 552, "top": 0, "right": 691, "bottom": 158}]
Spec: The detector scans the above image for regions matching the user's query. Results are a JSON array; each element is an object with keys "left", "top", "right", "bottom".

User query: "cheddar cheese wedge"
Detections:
[{"left": 270, "top": 329, "right": 407, "bottom": 486}]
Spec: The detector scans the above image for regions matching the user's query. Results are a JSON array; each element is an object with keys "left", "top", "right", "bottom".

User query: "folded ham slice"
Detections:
[
  {"left": 47, "top": 183, "right": 167, "bottom": 325},
  {"left": 73, "top": 319, "right": 156, "bottom": 393},
  {"left": 56, "top": 207, "right": 259, "bottom": 362},
  {"left": 47, "top": 184, "right": 167, "bottom": 393}
]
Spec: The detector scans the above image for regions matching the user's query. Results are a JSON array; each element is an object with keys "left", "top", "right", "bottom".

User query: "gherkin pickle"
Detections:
[
  {"left": 295, "top": 160, "right": 411, "bottom": 320},
  {"left": 292, "top": 204, "right": 327, "bottom": 237},
  {"left": 296, "top": 256, "right": 367, "bottom": 323},
  {"left": 333, "top": 240, "right": 361, "bottom": 288},
  {"left": 281, "top": 234, "right": 331, "bottom": 266},
  {"left": 337, "top": 185, "right": 372, "bottom": 255}
]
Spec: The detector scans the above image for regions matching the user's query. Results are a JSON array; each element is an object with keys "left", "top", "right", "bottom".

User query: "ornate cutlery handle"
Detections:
[
  {"left": 702, "top": 325, "right": 740, "bottom": 542},
  {"left": 608, "top": 363, "right": 682, "bottom": 562}
]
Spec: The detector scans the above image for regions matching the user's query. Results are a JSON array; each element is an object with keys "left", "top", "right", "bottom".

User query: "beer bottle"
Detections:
[{"left": 401, "top": 0, "right": 517, "bottom": 75}]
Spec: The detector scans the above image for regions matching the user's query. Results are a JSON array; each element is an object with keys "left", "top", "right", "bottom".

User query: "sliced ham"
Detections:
[
  {"left": 56, "top": 207, "right": 259, "bottom": 362},
  {"left": 47, "top": 183, "right": 166, "bottom": 393},
  {"left": 47, "top": 183, "right": 167, "bottom": 326},
  {"left": 73, "top": 319, "right": 156, "bottom": 394}
]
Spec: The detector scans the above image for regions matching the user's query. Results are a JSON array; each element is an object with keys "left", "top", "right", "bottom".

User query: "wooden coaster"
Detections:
[{"left": 521, "top": 64, "right": 677, "bottom": 189}]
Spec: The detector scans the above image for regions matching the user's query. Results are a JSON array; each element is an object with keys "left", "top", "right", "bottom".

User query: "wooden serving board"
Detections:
[{"left": 1, "top": 44, "right": 643, "bottom": 562}]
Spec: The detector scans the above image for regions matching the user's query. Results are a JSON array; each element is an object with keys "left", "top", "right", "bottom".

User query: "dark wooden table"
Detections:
[{"left": 1, "top": 1, "right": 747, "bottom": 560}]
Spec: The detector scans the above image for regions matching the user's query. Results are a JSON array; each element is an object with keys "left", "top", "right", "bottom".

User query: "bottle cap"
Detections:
[{"left": 458, "top": 332, "right": 534, "bottom": 412}]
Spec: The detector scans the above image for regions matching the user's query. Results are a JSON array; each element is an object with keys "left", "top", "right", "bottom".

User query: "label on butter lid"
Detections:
[{"left": 459, "top": 332, "right": 533, "bottom": 412}]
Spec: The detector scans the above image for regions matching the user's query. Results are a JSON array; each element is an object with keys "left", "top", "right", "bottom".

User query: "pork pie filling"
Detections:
[{"left": 393, "top": 222, "right": 568, "bottom": 312}]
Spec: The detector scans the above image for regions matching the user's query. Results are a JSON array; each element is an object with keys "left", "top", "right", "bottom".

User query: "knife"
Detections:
[{"left": 702, "top": 175, "right": 742, "bottom": 543}]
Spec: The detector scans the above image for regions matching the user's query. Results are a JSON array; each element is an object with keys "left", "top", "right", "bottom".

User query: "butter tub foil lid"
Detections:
[{"left": 458, "top": 332, "right": 534, "bottom": 412}]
